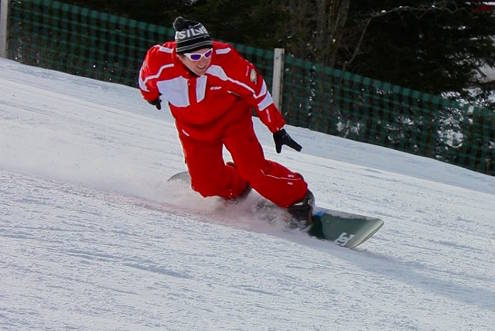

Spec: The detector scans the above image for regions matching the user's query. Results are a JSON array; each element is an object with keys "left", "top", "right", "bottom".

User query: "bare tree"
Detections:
[{"left": 280, "top": 0, "right": 350, "bottom": 66}]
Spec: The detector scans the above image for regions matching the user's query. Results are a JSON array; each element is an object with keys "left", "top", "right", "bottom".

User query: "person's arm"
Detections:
[
  {"left": 138, "top": 45, "right": 166, "bottom": 109},
  {"left": 206, "top": 44, "right": 302, "bottom": 152}
]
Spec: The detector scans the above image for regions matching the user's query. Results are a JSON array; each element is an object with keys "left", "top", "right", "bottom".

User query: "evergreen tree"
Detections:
[
  {"left": 63, "top": 0, "right": 494, "bottom": 107},
  {"left": 64, "top": 0, "right": 286, "bottom": 48},
  {"left": 341, "top": 1, "right": 495, "bottom": 106}
]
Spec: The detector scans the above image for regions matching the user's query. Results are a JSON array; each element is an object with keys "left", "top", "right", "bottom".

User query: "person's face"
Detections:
[{"left": 178, "top": 48, "right": 213, "bottom": 76}]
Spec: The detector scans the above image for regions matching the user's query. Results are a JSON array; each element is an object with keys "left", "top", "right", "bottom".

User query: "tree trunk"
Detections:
[{"left": 282, "top": 0, "right": 350, "bottom": 67}]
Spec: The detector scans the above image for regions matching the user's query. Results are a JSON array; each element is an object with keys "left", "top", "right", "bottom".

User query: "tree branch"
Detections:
[{"left": 342, "top": 2, "right": 468, "bottom": 69}]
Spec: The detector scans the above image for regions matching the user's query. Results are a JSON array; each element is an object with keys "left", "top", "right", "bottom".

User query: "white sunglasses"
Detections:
[{"left": 183, "top": 48, "right": 213, "bottom": 61}]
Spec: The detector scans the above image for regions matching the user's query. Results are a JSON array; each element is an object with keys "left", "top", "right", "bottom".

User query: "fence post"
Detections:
[
  {"left": 272, "top": 48, "right": 285, "bottom": 110},
  {"left": 0, "top": 0, "right": 7, "bottom": 58}
]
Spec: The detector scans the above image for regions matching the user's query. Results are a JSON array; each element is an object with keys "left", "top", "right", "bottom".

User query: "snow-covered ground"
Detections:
[{"left": 1, "top": 58, "right": 494, "bottom": 330}]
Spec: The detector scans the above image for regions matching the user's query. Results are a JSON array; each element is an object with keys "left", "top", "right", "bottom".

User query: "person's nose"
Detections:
[{"left": 198, "top": 57, "right": 209, "bottom": 66}]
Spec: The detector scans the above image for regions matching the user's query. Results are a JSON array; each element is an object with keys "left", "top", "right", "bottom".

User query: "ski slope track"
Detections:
[{"left": 1, "top": 58, "right": 494, "bottom": 330}]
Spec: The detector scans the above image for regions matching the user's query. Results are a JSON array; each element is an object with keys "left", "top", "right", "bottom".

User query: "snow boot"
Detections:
[{"left": 287, "top": 189, "right": 315, "bottom": 228}]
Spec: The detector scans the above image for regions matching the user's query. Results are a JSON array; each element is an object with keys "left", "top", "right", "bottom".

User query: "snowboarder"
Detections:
[{"left": 138, "top": 16, "right": 314, "bottom": 224}]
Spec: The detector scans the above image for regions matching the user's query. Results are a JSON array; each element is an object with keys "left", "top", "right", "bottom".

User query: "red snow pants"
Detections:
[{"left": 178, "top": 115, "right": 308, "bottom": 208}]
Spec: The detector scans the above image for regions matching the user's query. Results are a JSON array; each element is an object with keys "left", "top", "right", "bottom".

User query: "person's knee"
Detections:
[
  {"left": 190, "top": 179, "right": 223, "bottom": 197},
  {"left": 190, "top": 163, "right": 249, "bottom": 200}
]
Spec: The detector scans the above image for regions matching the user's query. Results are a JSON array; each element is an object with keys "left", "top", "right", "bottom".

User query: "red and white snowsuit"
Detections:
[{"left": 139, "top": 40, "right": 307, "bottom": 207}]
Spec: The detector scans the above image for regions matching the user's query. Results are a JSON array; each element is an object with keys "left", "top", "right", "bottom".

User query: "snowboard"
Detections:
[
  {"left": 168, "top": 171, "right": 383, "bottom": 248},
  {"left": 308, "top": 208, "right": 383, "bottom": 248}
]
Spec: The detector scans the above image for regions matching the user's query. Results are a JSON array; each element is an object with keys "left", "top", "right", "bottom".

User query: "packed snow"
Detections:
[{"left": 1, "top": 58, "right": 494, "bottom": 330}]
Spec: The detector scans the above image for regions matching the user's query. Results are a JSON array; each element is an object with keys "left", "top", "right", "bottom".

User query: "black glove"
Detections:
[
  {"left": 148, "top": 97, "right": 161, "bottom": 110},
  {"left": 273, "top": 129, "right": 302, "bottom": 153}
]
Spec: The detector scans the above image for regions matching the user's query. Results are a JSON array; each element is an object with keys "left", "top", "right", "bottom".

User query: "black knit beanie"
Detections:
[{"left": 173, "top": 16, "right": 213, "bottom": 53}]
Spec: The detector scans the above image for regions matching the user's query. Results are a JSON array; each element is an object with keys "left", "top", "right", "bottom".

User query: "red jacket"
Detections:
[{"left": 139, "top": 41, "right": 285, "bottom": 141}]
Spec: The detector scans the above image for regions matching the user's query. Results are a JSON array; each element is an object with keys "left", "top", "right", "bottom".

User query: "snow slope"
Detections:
[{"left": 1, "top": 58, "right": 494, "bottom": 330}]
